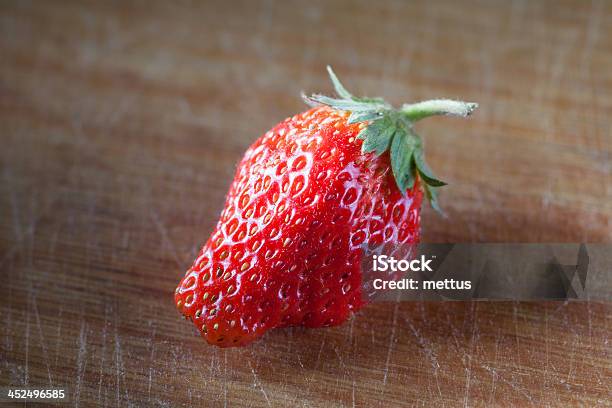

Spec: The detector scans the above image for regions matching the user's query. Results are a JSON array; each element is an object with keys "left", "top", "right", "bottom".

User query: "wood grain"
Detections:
[{"left": 1, "top": 0, "right": 610, "bottom": 406}]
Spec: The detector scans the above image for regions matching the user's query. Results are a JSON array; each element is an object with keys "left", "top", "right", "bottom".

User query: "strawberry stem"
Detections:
[{"left": 401, "top": 100, "right": 478, "bottom": 121}]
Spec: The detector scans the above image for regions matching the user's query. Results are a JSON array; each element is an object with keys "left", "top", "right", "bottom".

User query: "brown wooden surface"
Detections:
[{"left": 1, "top": 1, "right": 611, "bottom": 406}]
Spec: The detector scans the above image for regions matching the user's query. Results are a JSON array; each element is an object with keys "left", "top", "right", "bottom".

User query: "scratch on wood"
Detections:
[
  {"left": 54, "top": 305, "right": 63, "bottom": 366},
  {"left": 512, "top": 302, "right": 522, "bottom": 367},
  {"left": 482, "top": 365, "right": 535, "bottom": 404},
  {"left": 488, "top": 329, "right": 502, "bottom": 406},
  {"left": 24, "top": 294, "right": 31, "bottom": 385},
  {"left": 148, "top": 324, "right": 157, "bottom": 402},
  {"left": 98, "top": 305, "right": 109, "bottom": 402},
  {"left": 114, "top": 307, "right": 130, "bottom": 407},
  {"left": 75, "top": 319, "right": 88, "bottom": 408},
  {"left": 223, "top": 349, "right": 228, "bottom": 408},
  {"left": 313, "top": 336, "right": 325, "bottom": 372},
  {"left": 31, "top": 293, "right": 53, "bottom": 386},
  {"left": 543, "top": 307, "right": 550, "bottom": 393},
  {"left": 248, "top": 361, "right": 271, "bottom": 407},
  {"left": 4, "top": 284, "right": 13, "bottom": 353},
  {"left": 0, "top": 193, "right": 58, "bottom": 269},
  {"left": 405, "top": 318, "right": 441, "bottom": 396},
  {"left": 149, "top": 208, "right": 184, "bottom": 268},
  {"left": 382, "top": 301, "right": 399, "bottom": 386},
  {"left": 463, "top": 303, "right": 479, "bottom": 408}
]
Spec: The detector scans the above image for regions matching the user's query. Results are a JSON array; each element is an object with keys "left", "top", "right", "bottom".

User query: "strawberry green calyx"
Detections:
[{"left": 303, "top": 66, "right": 478, "bottom": 213}]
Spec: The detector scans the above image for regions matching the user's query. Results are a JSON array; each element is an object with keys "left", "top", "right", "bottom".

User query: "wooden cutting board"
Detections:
[{"left": 1, "top": 1, "right": 610, "bottom": 406}]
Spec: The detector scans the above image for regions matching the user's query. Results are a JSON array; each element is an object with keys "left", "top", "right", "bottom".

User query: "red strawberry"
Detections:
[{"left": 175, "top": 67, "right": 477, "bottom": 347}]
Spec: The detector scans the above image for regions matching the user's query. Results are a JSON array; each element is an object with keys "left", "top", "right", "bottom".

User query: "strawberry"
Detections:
[{"left": 175, "top": 67, "right": 477, "bottom": 347}]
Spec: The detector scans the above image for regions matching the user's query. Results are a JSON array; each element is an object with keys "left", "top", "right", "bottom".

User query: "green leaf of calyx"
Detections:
[
  {"left": 423, "top": 184, "right": 444, "bottom": 215},
  {"left": 390, "top": 128, "right": 417, "bottom": 194},
  {"left": 327, "top": 65, "right": 354, "bottom": 100},
  {"left": 359, "top": 118, "right": 396, "bottom": 156},
  {"left": 326, "top": 66, "right": 387, "bottom": 106},
  {"left": 347, "top": 110, "right": 383, "bottom": 124},
  {"left": 304, "top": 94, "right": 379, "bottom": 112},
  {"left": 413, "top": 148, "right": 447, "bottom": 187},
  {"left": 304, "top": 67, "right": 390, "bottom": 116}
]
